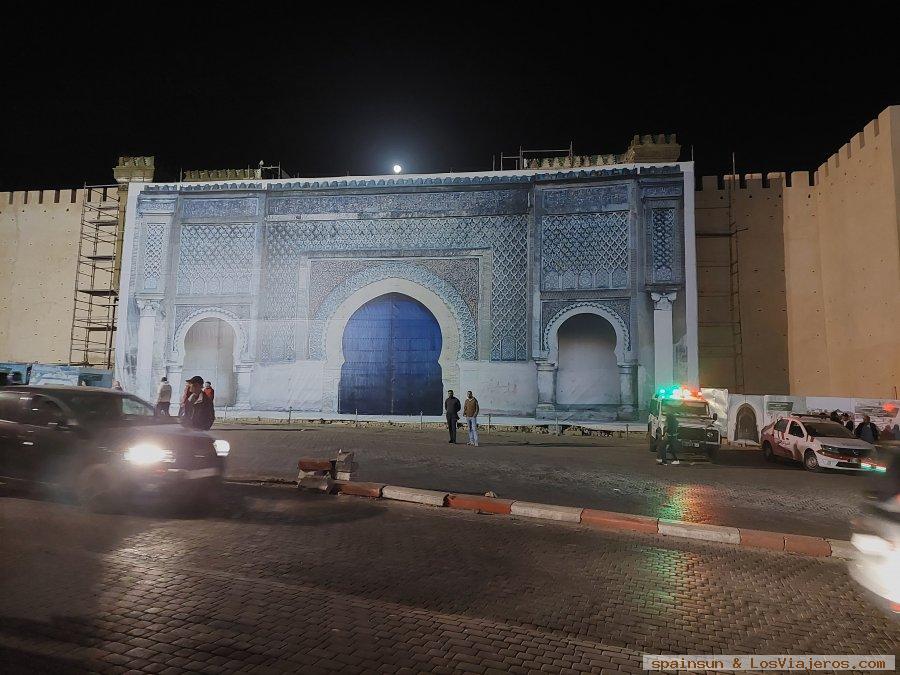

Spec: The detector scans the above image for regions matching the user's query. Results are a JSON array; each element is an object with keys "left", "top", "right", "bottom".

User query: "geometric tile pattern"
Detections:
[
  {"left": 650, "top": 208, "right": 676, "bottom": 283},
  {"left": 541, "top": 212, "right": 629, "bottom": 290},
  {"left": 177, "top": 224, "right": 255, "bottom": 296},
  {"left": 143, "top": 223, "right": 166, "bottom": 291},
  {"left": 261, "top": 215, "right": 527, "bottom": 362}
]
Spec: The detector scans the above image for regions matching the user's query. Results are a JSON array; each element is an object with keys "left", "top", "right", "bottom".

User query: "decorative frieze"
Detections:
[
  {"left": 269, "top": 190, "right": 528, "bottom": 217},
  {"left": 541, "top": 185, "right": 628, "bottom": 213},
  {"left": 182, "top": 197, "right": 258, "bottom": 218}
]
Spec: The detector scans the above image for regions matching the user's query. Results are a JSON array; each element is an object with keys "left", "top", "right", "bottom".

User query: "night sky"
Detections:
[{"left": 1, "top": 7, "right": 897, "bottom": 190}]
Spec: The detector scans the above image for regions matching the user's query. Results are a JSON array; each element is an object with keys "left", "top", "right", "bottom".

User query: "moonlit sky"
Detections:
[{"left": 0, "top": 7, "right": 897, "bottom": 189}]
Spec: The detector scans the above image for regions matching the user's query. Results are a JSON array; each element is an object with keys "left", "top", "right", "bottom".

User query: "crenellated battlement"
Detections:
[
  {"left": 698, "top": 108, "right": 891, "bottom": 193},
  {"left": 113, "top": 156, "right": 155, "bottom": 184},
  {"left": 1, "top": 188, "right": 84, "bottom": 208},
  {"left": 623, "top": 133, "right": 680, "bottom": 163},
  {"left": 182, "top": 167, "right": 262, "bottom": 182}
]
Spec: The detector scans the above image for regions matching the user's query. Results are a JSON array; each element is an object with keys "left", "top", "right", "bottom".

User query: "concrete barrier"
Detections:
[
  {"left": 739, "top": 528, "right": 785, "bottom": 552},
  {"left": 510, "top": 501, "right": 583, "bottom": 523},
  {"left": 382, "top": 486, "right": 448, "bottom": 507},
  {"left": 784, "top": 533, "right": 831, "bottom": 557},
  {"left": 447, "top": 494, "right": 514, "bottom": 515},
  {"left": 827, "top": 538, "right": 855, "bottom": 560},
  {"left": 658, "top": 518, "right": 741, "bottom": 544},
  {"left": 334, "top": 481, "right": 384, "bottom": 498},
  {"left": 581, "top": 509, "right": 658, "bottom": 534}
]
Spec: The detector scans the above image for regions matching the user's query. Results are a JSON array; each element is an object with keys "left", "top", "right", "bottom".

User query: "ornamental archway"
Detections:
[{"left": 338, "top": 293, "right": 443, "bottom": 414}]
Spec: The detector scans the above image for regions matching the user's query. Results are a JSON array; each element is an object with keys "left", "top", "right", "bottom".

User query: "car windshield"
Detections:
[
  {"left": 661, "top": 400, "right": 709, "bottom": 417},
  {"left": 51, "top": 391, "right": 160, "bottom": 426},
  {"left": 803, "top": 422, "right": 855, "bottom": 439}
]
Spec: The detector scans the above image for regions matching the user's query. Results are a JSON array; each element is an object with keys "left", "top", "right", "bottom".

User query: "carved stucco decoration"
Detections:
[
  {"left": 541, "top": 212, "right": 629, "bottom": 291},
  {"left": 261, "top": 214, "right": 526, "bottom": 363},
  {"left": 540, "top": 299, "right": 631, "bottom": 352},
  {"left": 308, "top": 257, "right": 480, "bottom": 319},
  {"left": 308, "top": 261, "right": 478, "bottom": 361},
  {"left": 176, "top": 224, "right": 255, "bottom": 295}
]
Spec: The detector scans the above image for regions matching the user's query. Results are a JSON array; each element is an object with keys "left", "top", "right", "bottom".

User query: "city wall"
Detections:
[
  {"left": 696, "top": 106, "right": 900, "bottom": 398},
  {"left": 0, "top": 188, "right": 84, "bottom": 362}
]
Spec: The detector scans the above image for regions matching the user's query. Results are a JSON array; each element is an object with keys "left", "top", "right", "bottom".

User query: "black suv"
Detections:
[{"left": 0, "top": 386, "right": 228, "bottom": 510}]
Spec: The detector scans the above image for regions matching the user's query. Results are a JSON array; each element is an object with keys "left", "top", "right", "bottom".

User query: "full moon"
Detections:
[{"left": 392, "top": 164, "right": 402, "bottom": 174}]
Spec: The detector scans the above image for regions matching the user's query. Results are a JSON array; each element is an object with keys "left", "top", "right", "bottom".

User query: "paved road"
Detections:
[
  {"left": 215, "top": 424, "right": 883, "bottom": 539},
  {"left": 1, "top": 485, "right": 897, "bottom": 674}
]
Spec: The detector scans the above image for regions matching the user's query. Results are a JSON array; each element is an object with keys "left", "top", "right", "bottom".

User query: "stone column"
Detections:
[
  {"left": 135, "top": 297, "right": 162, "bottom": 399},
  {"left": 618, "top": 361, "right": 637, "bottom": 420},
  {"left": 234, "top": 364, "right": 253, "bottom": 410},
  {"left": 535, "top": 359, "right": 557, "bottom": 416},
  {"left": 650, "top": 291, "right": 677, "bottom": 388}
]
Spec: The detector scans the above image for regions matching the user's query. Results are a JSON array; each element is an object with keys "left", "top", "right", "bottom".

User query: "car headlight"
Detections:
[
  {"left": 706, "top": 429, "right": 718, "bottom": 439},
  {"left": 124, "top": 443, "right": 174, "bottom": 465},
  {"left": 213, "top": 439, "right": 230, "bottom": 457},
  {"left": 819, "top": 445, "right": 844, "bottom": 457}
]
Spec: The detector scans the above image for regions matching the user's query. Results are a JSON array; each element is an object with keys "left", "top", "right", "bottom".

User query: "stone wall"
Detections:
[
  {"left": 694, "top": 174, "right": 790, "bottom": 395},
  {"left": 696, "top": 106, "right": 900, "bottom": 398},
  {"left": 0, "top": 189, "right": 83, "bottom": 361}
]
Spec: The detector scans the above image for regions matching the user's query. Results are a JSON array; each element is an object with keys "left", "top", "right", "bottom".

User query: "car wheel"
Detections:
[
  {"left": 763, "top": 441, "right": 776, "bottom": 462},
  {"left": 75, "top": 468, "right": 122, "bottom": 513},
  {"left": 803, "top": 450, "right": 822, "bottom": 472}
]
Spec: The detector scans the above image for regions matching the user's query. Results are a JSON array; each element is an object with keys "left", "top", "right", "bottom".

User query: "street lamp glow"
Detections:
[{"left": 392, "top": 164, "right": 403, "bottom": 174}]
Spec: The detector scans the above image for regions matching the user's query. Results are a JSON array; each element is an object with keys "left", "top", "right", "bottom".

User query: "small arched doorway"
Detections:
[
  {"left": 339, "top": 293, "right": 442, "bottom": 414},
  {"left": 556, "top": 313, "right": 619, "bottom": 406},
  {"left": 734, "top": 404, "right": 759, "bottom": 443},
  {"left": 182, "top": 318, "right": 236, "bottom": 406}
]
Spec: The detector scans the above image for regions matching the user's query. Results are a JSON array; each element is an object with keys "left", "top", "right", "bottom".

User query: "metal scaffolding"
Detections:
[{"left": 68, "top": 185, "right": 121, "bottom": 368}]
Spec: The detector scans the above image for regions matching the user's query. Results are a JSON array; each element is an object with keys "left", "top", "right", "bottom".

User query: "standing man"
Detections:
[
  {"left": 842, "top": 413, "right": 855, "bottom": 432},
  {"left": 203, "top": 381, "right": 215, "bottom": 403},
  {"left": 155, "top": 376, "right": 172, "bottom": 416},
  {"left": 855, "top": 415, "right": 880, "bottom": 444},
  {"left": 182, "top": 375, "right": 215, "bottom": 430},
  {"left": 445, "top": 390, "right": 461, "bottom": 444},
  {"left": 657, "top": 412, "right": 681, "bottom": 465},
  {"left": 464, "top": 390, "right": 480, "bottom": 447}
]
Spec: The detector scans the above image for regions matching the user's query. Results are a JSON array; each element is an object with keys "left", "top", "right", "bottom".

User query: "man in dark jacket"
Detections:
[
  {"left": 842, "top": 413, "right": 855, "bottom": 432},
  {"left": 182, "top": 375, "right": 215, "bottom": 430},
  {"left": 855, "top": 415, "right": 879, "bottom": 444},
  {"left": 657, "top": 412, "right": 681, "bottom": 465},
  {"left": 445, "top": 390, "right": 461, "bottom": 444}
]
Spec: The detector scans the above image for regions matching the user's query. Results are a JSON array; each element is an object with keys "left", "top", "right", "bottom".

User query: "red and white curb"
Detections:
[{"left": 327, "top": 480, "right": 853, "bottom": 559}]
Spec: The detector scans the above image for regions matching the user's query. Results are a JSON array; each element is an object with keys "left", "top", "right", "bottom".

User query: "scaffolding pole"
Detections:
[{"left": 68, "top": 185, "right": 121, "bottom": 369}]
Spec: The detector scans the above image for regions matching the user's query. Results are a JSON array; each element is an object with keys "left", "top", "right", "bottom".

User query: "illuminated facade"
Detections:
[{"left": 113, "top": 162, "right": 698, "bottom": 419}]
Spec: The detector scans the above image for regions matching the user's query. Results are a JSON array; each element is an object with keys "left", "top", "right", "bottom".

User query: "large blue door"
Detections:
[{"left": 339, "top": 294, "right": 443, "bottom": 414}]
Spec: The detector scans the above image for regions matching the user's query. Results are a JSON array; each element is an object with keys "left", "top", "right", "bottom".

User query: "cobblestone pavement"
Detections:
[
  {"left": 1, "top": 485, "right": 898, "bottom": 674},
  {"left": 215, "top": 424, "right": 883, "bottom": 539}
]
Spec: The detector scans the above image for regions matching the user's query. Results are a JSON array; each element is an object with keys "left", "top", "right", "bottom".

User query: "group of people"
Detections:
[
  {"left": 829, "top": 410, "right": 898, "bottom": 444},
  {"left": 156, "top": 375, "right": 216, "bottom": 430},
  {"left": 444, "top": 390, "right": 480, "bottom": 446}
]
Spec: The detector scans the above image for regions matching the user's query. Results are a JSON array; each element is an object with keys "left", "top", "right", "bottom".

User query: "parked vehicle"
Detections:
[
  {"left": 760, "top": 414, "right": 876, "bottom": 472},
  {"left": 648, "top": 386, "right": 720, "bottom": 458},
  {"left": 0, "top": 386, "right": 230, "bottom": 511},
  {"left": 849, "top": 446, "right": 900, "bottom": 619}
]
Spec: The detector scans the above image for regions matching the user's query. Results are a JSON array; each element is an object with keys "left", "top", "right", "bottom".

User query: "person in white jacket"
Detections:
[{"left": 156, "top": 377, "right": 172, "bottom": 416}]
